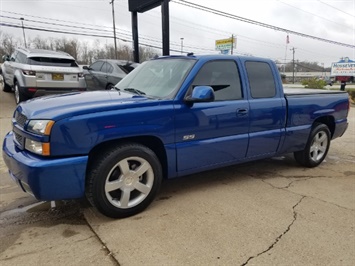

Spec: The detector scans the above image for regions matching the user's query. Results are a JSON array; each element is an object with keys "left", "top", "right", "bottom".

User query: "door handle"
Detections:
[{"left": 236, "top": 108, "right": 248, "bottom": 116}]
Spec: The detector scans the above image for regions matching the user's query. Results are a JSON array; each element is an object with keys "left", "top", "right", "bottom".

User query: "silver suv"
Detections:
[{"left": 1, "top": 47, "right": 86, "bottom": 104}]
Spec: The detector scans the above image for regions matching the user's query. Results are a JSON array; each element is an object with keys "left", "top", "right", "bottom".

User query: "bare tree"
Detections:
[
  {"left": 139, "top": 46, "right": 159, "bottom": 62},
  {"left": 118, "top": 44, "right": 132, "bottom": 61},
  {"left": 0, "top": 32, "right": 18, "bottom": 57},
  {"left": 0, "top": 31, "right": 159, "bottom": 65},
  {"left": 31, "top": 35, "right": 51, "bottom": 49}
]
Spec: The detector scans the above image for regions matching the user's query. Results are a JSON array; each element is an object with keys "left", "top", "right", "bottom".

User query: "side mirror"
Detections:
[
  {"left": 185, "top": 86, "right": 215, "bottom": 103},
  {"left": 2, "top": 55, "right": 10, "bottom": 62},
  {"left": 82, "top": 66, "right": 90, "bottom": 70}
]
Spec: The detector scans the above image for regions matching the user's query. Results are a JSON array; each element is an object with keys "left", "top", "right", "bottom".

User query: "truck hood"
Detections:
[{"left": 17, "top": 90, "right": 154, "bottom": 120}]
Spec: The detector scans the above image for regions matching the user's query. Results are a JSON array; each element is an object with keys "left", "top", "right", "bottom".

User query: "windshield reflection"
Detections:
[{"left": 115, "top": 58, "right": 196, "bottom": 99}]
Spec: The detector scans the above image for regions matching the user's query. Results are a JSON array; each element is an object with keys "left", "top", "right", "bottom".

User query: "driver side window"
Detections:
[{"left": 191, "top": 60, "right": 242, "bottom": 101}]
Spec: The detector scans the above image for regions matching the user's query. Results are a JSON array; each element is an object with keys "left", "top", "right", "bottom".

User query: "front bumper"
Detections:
[{"left": 2, "top": 131, "right": 88, "bottom": 201}]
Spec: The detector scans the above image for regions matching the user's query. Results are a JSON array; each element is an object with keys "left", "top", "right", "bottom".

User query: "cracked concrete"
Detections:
[{"left": 241, "top": 196, "right": 306, "bottom": 266}]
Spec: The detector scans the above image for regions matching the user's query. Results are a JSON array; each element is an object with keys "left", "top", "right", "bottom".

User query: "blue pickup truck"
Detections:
[{"left": 2, "top": 55, "right": 349, "bottom": 218}]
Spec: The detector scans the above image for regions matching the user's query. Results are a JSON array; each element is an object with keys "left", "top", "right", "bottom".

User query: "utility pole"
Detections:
[
  {"left": 20, "top": 18, "right": 27, "bottom": 48},
  {"left": 290, "top": 47, "right": 296, "bottom": 84},
  {"left": 110, "top": 0, "right": 118, "bottom": 59}
]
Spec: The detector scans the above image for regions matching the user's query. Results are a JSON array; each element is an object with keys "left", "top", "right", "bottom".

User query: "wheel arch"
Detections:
[
  {"left": 313, "top": 116, "right": 335, "bottom": 137},
  {"left": 87, "top": 135, "right": 168, "bottom": 179}
]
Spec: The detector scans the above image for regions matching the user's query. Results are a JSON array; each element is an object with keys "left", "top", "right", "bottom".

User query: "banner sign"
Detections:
[
  {"left": 215, "top": 37, "right": 236, "bottom": 51},
  {"left": 331, "top": 62, "right": 355, "bottom": 76}
]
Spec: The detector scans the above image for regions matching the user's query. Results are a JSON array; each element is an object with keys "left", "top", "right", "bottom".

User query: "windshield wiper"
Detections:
[{"left": 123, "top": 88, "right": 146, "bottom": 95}]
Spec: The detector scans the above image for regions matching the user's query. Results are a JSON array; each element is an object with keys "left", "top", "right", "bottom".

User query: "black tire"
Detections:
[
  {"left": 294, "top": 123, "right": 331, "bottom": 168},
  {"left": 14, "top": 81, "right": 27, "bottom": 104},
  {"left": 2, "top": 75, "right": 12, "bottom": 92},
  {"left": 86, "top": 143, "right": 162, "bottom": 218}
]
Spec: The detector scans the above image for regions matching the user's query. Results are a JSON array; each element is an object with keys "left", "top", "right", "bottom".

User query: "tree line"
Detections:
[
  {"left": 0, "top": 31, "right": 159, "bottom": 64},
  {"left": 276, "top": 60, "right": 331, "bottom": 73},
  {"left": 1, "top": 30, "right": 332, "bottom": 71}
]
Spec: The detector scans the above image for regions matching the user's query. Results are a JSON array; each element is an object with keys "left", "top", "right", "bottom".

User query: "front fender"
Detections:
[{"left": 49, "top": 106, "right": 175, "bottom": 156}]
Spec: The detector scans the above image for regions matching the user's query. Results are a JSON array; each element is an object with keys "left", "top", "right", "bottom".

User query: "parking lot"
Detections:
[{"left": 0, "top": 86, "right": 354, "bottom": 265}]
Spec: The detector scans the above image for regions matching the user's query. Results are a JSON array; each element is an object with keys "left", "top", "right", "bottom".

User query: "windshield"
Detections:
[{"left": 115, "top": 58, "right": 196, "bottom": 99}]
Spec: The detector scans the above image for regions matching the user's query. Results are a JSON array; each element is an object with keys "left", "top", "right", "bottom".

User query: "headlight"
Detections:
[
  {"left": 27, "top": 120, "right": 54, "bottom": 135},
  {"left": 25, "top": 139, "right": 50, "bottom": 156}
]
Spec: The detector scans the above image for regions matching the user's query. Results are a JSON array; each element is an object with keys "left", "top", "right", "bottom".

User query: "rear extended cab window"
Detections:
[
  {"left": 245, "top": 61, "right": 276, "bottom": 98},
  {"left": 27, "top": 57, "right": 78, "bottom": 67}
]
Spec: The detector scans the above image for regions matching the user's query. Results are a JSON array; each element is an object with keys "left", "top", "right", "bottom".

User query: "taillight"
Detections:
[
  {"left": 78, "top": 72, "right": 84, "bottom": 78},
  {"left": 22, "top": 70, "right": 36, "bottom": 76}
]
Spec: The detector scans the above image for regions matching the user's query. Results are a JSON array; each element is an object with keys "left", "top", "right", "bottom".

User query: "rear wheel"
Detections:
[
  {"left": 86, "top": 143, "right": 162, "bottom": 218},
  {"left": 14, "top": 81, "right": 27, "bottom": 104},
  {"left": 294, "top": 123, "right": 330, "bottom": 167}
]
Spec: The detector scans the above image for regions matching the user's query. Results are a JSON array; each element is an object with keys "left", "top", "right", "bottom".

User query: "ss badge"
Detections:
[{"left": 183, "top": 134, "right": 195, "bottom": 141}]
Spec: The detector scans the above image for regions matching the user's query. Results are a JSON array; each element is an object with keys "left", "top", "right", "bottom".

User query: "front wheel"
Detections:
[
  {"left": 2, "top": 75, "right": 12, "bottom": 92},
  {"left": 294, "top": 123, "right": 331, "bottom": 167},
  {"left": 86, "top": 143, "right": 162, "bottom": 218}
]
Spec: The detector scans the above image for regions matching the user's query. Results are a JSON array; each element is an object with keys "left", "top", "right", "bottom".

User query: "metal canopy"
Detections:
[
  {"left": 128, "top": 0, "right": 163, "bottom": 13},
  {"left": 128, "top": 0, "right": 170, "bottom": 63}
]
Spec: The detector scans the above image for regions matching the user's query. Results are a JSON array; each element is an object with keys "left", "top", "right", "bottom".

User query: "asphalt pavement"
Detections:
[{"left": 0, "top": 83, "right": 354, "bottom": 266}]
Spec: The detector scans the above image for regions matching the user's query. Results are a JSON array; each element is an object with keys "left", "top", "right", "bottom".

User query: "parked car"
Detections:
[
  {"left": 1, "top": 47, "right": 86, "bottom": 104},
  {"left": 2, "top": 55, "right": 349, "bottom": 218},
  {"left": 83, "top": 59, "right": 139, "bottom": 90},
  {"left": 323, "top": 76, "right": 334, "bottom": 86}
]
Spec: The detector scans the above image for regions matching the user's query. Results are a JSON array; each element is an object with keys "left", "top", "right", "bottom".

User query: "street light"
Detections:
[
  {"left": 180, "top": 37, "right": 184, "bottom": 54},
  {"left": 20, "top": 18, "right": 27, "bottom": 48}
]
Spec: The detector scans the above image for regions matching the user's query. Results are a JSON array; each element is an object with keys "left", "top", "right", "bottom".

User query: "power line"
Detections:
[
  {"left": 0, "top": 9, "right": 296, "bottom": 56},
  {"left": 318, "top": 0, "right": 355, "bottom": 18},
  {"left": 172, "top": 0, "right": 355, "bottom": 48},
  {"left": 0, "top": 22, "right": 189, "bottom": 54},
  {"left": 0, "top": 13, "right": 218, "bottom": 53},
  {"left": 276, "top": 0, "right": 353, "bottom": 29}
]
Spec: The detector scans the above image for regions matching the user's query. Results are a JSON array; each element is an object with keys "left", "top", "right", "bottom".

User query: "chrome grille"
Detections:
[{"left": 15, "top": 112, "right": 27, "bottom": 127}]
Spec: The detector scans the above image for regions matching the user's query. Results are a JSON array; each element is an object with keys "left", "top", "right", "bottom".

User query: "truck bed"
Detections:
[{"left": 283, "top": 87, "right": 347, "bottom": 96}]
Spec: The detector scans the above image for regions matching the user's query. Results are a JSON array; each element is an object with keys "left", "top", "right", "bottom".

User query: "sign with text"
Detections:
[
  {"left": 215, "top": 37, "right": 236, "bottom": 51},
  {"left": 331, "top": 62, "right": 355, "bottom": 76}
]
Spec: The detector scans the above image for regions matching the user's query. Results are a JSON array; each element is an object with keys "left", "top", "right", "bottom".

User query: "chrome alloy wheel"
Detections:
[
  {"left": 104, "top": 156, "right": 154, "bottom": 209},
  {"left": 14, "top": 82, "right": 20, "bottom": 104},
  {"left": 309, "top": 131, "right": 329, "bottom": 162}
]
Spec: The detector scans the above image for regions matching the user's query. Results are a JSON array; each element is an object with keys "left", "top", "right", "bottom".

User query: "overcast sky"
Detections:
[{"left": 0, "top": 0, "right": 354, "bottom": 67}]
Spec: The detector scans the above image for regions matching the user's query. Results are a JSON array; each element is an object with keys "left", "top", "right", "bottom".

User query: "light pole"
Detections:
[
  {"left": 20, "top": 18, "right": 27, "bottom": 48},
  {"left": 180, "top": 37, "right": 184, "bottom": 54},
  {"left": 110, "top": 0, "right": 118, "bottom": 59}
]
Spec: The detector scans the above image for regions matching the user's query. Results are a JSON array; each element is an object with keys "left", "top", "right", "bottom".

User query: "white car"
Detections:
[{"left": 1, "top": 48, "right": 86, "bottom": 104}]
